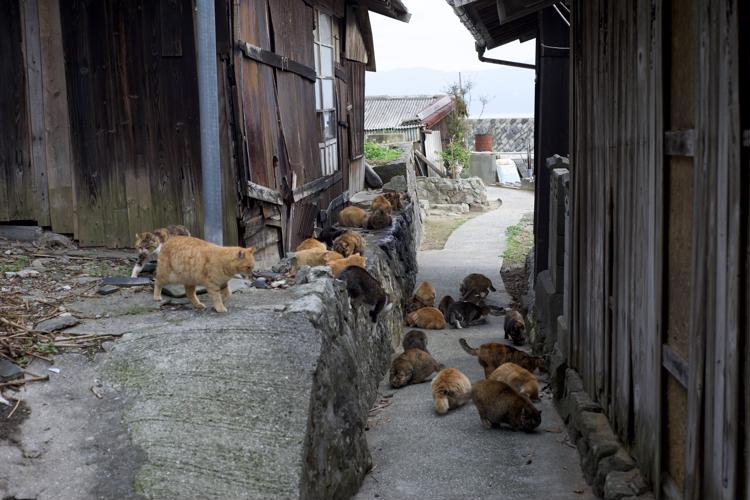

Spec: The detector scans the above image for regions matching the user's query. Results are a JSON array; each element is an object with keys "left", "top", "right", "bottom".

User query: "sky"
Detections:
[{"left": 366, "top": 0, "right": 537, "bottom": 117}]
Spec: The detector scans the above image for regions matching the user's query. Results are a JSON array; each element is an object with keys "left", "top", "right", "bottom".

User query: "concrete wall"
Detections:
[{"left": 0, "top": 206, "right": 419, "bottom": 500}]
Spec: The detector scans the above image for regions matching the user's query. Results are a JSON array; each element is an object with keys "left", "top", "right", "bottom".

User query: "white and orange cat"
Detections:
[
  {"left": 153, "top": 236, "right": 255, "bottom": 313},
  {"left": 131, "top": 224, "right": 190, "bottom": 277}
]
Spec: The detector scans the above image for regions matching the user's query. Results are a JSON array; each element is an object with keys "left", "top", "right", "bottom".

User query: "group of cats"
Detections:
[
  {"left": 403, "top": 274, "right": 527, "bottom": 348},
  {"left": 391, "top": 325, "right": 545, "bottom": 432},
  {"left": 129, "top": 192, "right": 406, "bottom": 321},
  {"left": 389, "top": 275, "right": 544, "bottom": 431}
]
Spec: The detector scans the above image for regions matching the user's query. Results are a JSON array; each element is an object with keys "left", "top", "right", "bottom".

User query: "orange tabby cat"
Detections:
[
  {"left": 296, "top": 238, "right": 327, "bottom": 252},
  {"left": 292, "top": 249, "right": 344, "bottom": 272},
  {"left": 371, "top": 195, "right": 393, "bottom": 215},
  {"left": 431, "top": 367, "right": 472, "bottom": 414},
  {"left": 333, "top": 230, "right": 365, "bottom": 257},
  {"left": 489, "top": 362, "right": 540, "bottom": 401},
  {"left": 406, "top": 307, "right": 446, "bottom": 329},
  {"left": 406, "top": 281, "right": 437, "bottom": 313},
  {"left": 154, "top": 236, "right": 255, "bottom": 313},
  {"left": 338, "top": 206, "right": 369, "bottom": 227},
  {"left": 382, "top": 192, "right": 403, "bottom": 211},
  {"left": 328, "top": 254, "right": 366, "bottom": 277}
]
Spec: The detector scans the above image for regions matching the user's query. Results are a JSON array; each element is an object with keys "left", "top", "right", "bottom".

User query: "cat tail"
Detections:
[
  {"left": 459, "top": 338, "right": 478, "bottom": 356},
  {"left": 489, "top": 282, "right": 496, "bottom": 292},
  {"left": 370, "top": 294, "right": 388, "bottom": 323}
]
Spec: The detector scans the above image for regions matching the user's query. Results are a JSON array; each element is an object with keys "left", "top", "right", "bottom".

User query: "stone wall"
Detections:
[
  {"left": 1, "top": 205, "right": 418, "bottom": 500},
  {"left": 416, "top": 177, "right": 489, "bottom": 214}
]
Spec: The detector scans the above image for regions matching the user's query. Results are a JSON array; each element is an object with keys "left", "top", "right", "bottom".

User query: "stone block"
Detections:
[
  {"left": 604, "top": 469, "right": 648, "bottom": 500},
  {"left": 0, "top": 359, "right": 23, "bottom": 382},
  {"left": 35, "top": 314, "right": 80, "bottom": 333},
  {"left": 595, "top": 448, "right": 636, "bottom": 497}
]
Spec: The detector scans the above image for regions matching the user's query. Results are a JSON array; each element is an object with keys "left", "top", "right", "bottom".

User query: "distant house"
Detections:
[
  {"left": 0, "top": 0, "right": 409, "bottom": 266},
  {"left": 364, "top": 95, "right": 455, "bottom": 166}
]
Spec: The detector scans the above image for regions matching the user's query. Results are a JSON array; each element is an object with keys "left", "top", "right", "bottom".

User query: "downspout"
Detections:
[
  {"left": 477, "top": 44, "right": 536, "bottom": 70},
  {"left": 196, "top": 0, "right": 223, "bottom": 245}
]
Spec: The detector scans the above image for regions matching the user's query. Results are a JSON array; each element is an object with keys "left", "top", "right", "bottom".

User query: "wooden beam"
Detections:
[
  {"left": 247, "top": 181, "right": 284, "bottom": 205},
  {"left": 662, "top": 344, "right": 688, "bottom": 388},
  {"left": 414, "top": 150, "right": 446, "bottom": 177},
  {"left": 292, "top": 170, "right": 343, "bottom": 201},
  {"left": 665, "top": 129, "right": 695, "bottom": 157},
  {"left": 20, "top": 0, "right": 51, "bottom": 227},
  {"left": 236, "top": 41, "right": 316, "bottom": 82}
]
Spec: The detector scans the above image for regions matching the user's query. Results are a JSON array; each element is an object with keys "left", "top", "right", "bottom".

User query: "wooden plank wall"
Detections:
[
  {"left": 570, "top": 0, "right": 663, "bottom": 488},
  {"left": 570, "top": 0, "right": 747, "bottom": 497},
  {"left": 60, "top": 0, "right": 203, "bottom": 247},
  {"left": 0, "top": 0, "right": 34, "bottom": 223}
]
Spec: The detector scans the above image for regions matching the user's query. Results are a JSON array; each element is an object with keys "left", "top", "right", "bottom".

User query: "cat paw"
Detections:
[
  {"left": 194, "top": 302, "right": 207, "bottom": 310},
  {"left": 214, "top": 305, "right": 228, "bottom": 313},
  {"left": 480, "top": 418, "right": 493, "bottom": 429},
  {"left": 154, "top": 295, "right": 163, "bottom": 302}
]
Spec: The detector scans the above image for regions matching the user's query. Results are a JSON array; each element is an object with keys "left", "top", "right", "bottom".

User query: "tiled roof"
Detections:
[{"left": 365, "top": 95, "right": 447, "bottom": 131}]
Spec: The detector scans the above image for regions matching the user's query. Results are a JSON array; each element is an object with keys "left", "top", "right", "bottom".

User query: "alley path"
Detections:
[{"left": 354, "top": 187, "right": 595, "bottom": 500}]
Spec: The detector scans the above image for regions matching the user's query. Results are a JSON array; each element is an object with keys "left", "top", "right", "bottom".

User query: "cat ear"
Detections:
[
  {"left": 246, "top": 246, "right": 255, "bottom": 253},
  {"left": 237, "top": 250, "right": 245, "bottom": 259},
  {"left": 135, "top": 233, "right": 140, "bottom": 239}
]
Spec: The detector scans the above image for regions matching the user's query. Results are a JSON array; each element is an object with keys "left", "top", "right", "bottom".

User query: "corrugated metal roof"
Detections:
[{"left": 364, "top": 95, "right": 449, "bottom": 131}]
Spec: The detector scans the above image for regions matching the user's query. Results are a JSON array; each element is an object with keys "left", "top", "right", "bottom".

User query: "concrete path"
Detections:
[{"left": 354, "top": 187, "right": 595, "bottom": 500}]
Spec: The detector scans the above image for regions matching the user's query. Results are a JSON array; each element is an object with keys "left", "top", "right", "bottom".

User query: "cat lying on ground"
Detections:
[
  {"left": 338, "top": 206, "right": 369, "bottom": 228},
  {"left": 446, "top": 301, "right": 490, "bottom": 329},
  {"left": 154, "top": 236, "right": 254, "bottom": 313},
  {"left": 406, "top": 307, "right": 446, "bottom": 329},
  {"left": 406, "top": 281, "right": 436, "bottom": 313},
  {"left": 333, "top": 230, "right": 365, "bottom": 257},
  {"left": 390, "top": 348, "right": 442, "bottom": 388}
]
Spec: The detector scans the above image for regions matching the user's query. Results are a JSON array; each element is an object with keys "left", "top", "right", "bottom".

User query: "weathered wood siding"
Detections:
[{"left": 569, "top": 0, "right": 746, "bottom": 498}]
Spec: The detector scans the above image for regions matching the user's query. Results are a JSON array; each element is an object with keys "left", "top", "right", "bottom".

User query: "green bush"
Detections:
[{"left": 364, "top": 142, "right": 401, "bottom": 163}]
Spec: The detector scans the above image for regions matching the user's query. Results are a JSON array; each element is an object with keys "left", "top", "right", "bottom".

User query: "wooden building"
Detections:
[
  {"left": 0, "top": 0, "right": 409, "bottom": 265},
  {"left": 451, "top": 0, "right": 750, "bottom": 498}
]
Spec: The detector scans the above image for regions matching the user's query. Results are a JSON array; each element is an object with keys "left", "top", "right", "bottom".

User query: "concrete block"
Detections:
[{"left": 468, "top": 152, "right": 498, "bottom": 185}]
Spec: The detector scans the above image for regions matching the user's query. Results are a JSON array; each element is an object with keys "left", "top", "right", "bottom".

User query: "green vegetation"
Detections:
[
  {"left": 422, "top": 213, "right": 482, "bottom": 250},
  {"left": 364, "top": 142, "right": 401, "bottom": 163},
  {"left": 35, "top": 341, "right": 60, "bottom": 356},
  {"left": 0, "top": 256, "right": 29, "bottom": 273},
  {"left": 502, "top": 213, "right": 534, "bottom": 267}
]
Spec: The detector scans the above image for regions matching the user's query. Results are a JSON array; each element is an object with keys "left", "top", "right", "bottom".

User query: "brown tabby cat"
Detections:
[
  {"left": 431, "top": 367, "right": 472, "bottom": 414},
  {"left": 459, "top": 338, "right": 545, "bottom": 377},
  {"left": 390, "top": 348, "right": 442, "bottom": 389},
  {"left": 367, "top": 208, "right": 392, "bottom": 230},
  {"left": 472, "top": 379, "right": 541, "bottom": 432},
  {"left": 131, "top": 224, "right": 191, "bottom": 277},
  {"left": 316, "top": 226, "right": 345, "bottom": 248},
  {"left": 328, "top": 254, "right": 366, "bottom": 277},
  {"left": 489, "top": 362, "right": 540, "bottom": 401},
  {"left": 338, "top": 206, "right": 369, "bottom": 227},
  {"left": 438, "top": 295, "right": 455, "bottom": 318},
  {"left": 406, "top": 281, "right": 436, "bottom": 313},
  {"left": 371, "top": 195, "right": 393, "bottom": 215},
  {"left": 446, "top": 301, "right": 490, "bottom": 329},
  {"left": 154, "top": 236, "right": 255, "bottom": 313},
  {"left": 382, "top": 192, "right": 403, "bottom": 211},
  {"left": 504, "top": 310, "right": 526, "bottom": 346},
  {"left": 402, "top": 330, "right": 428, "bottom": 352},
  {"left": 460, "top": 273, "right": 497, "bottom": 303},
  {"left": 333, "top": 230, "right": 365, "bottom": 257},
  {"left": 338, "top": 266, "right": 392, "bottom": 322},
  {"left": 296, "top": 238, "right": 327, "bottom": 252},
  {"left": 406, "top": 307, "right": 446, "bottom": 329}
]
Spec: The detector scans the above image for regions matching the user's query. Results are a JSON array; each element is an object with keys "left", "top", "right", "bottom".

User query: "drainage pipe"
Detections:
[
  {"left": 477, "top": 44, "right": 535, "bottom": 70},
  {"left": 196, "top": 0, "right": 223, "bottom": 245}
]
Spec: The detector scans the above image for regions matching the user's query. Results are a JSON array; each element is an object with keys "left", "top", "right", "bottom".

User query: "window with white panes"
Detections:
[{"left": 313, "top": 9, "right": 338, "bottom": 175}]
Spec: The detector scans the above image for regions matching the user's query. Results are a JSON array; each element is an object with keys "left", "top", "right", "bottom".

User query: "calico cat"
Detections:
[
  {"left": 406, "top": 307, "right": 446, "bottom": 329},
  {"left": 367, "top": 208, "right": 392, "bottom": 230},
  {"left": 333, "top": 230, "right": 365, "bottom": 257},
  {"left": 154, "top": 236, "right": 255, "bottom": 313},
  {"left": 382, "top": 191, "right": 403, "bottom": 211},
  {"left": 371, "top": 195, "right": 393, "bottom": 215},
  {"left": 338, "top": 206, "right": 369, "bottom": 227},
  {"left": 316, "top": 227, "right": 345, "bottom": 248},
  {"left": 431, "top": 367, "right": 472, "bottom": 414},
  {"left": 338, "top": 266, "right": 392, "bottom": 322},
  {"left": 472, "top": 379, "right": 541, "bottom": 432},
  {"left": 402, "top": 330, "right": 428, "bottom": 352},
  {"left": 390, "top": 348, "right": 442, "bottom": 389},
  {"left": 406, "top": 281, "right": 436, "bottom": 313},
  {"left": 489, "top": 362, "right": 540, "bottom": 401},
  {"left": 438, "top": 295, "right": 455, "bottom": 318},
  {"left": 460, "top": 273, "right": 497, "bottom": 303},
  {"left": 131, "top": 224, "right": 191, "bottom": 277},
  {"left": 296, "top": 238, "right": 327, "bottom": 252},
  {"left": 291, "top": 249, "right": 344, "bottom": 272},
  {"left": 504, "top": 310, "right": 526, "bottom": 346},
  {"left": 328, "top": 254, "right": 366, "bottom": 277},
  {"left": 446, "top": 301, "right": 490, "bottom": 329},
  {"left": 459, "top": 338, "right": 545, "bottom": 378}
]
